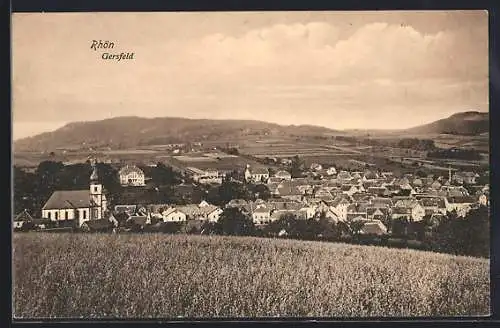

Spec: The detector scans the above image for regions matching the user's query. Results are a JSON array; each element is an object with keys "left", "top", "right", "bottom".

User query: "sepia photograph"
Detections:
[{"left": 12, "top": 10, "right": 490, "bottom": 319}]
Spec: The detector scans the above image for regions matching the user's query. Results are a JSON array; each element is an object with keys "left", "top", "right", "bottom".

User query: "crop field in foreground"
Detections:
[{"left": 13, "top": 233, "right": 489, "bottom": 318}]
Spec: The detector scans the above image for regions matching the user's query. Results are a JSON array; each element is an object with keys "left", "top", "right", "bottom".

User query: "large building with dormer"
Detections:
[
  {"left": 41, "top": 161, "right": 108, "bottom": 227},
  {"left": 118, "top": 165, "right": 146, "bottom": 186}
]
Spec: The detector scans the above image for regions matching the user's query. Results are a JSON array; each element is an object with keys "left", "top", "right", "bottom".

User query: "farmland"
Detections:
[{"left": 13, "top": 233, "right": 489, "bottom": 318}]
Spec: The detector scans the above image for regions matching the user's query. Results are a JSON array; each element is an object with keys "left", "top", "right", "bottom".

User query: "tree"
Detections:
[
  {"left": 13, "top": 167, "right": 37, "bottom": 215},
  {"left": 200, "top": 221, "right": 222, "bottom": 235},
  {"left": 415, "top": 170, "right": 427, "bottom": 178},
  {"left": 218, "top": 207, "right": 255, "bottom": 236},
  {"left": 290, "top": 155, "right": 304, "bottom": 178},
  {"left": 391, "top": 218, "right": 409, "bottom": 238},
  {"left": 249, "top": 184, "right": 271, "bottom": 201},
  {"left": 317, "top": 216, "right": 341, "bottom": 241},
  {"left": 350, "top": 220, "right": 365, "bottom": 236},
  {"left": 151, "top": 163, "right": 181, "bottom": 186},
  {"left": 431, "top": 207, "right": 489, "bottom": 257}
]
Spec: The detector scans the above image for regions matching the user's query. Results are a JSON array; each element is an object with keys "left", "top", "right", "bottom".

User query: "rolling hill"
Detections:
[
  {"left": 13, "top": 111, "right": 489, "bottom": 153},
  {"left": 13, "top": 116, "right": 339, "bottom": 152},
  {"left": 405, "top": 111, "right": 489, "bottom": 136}
]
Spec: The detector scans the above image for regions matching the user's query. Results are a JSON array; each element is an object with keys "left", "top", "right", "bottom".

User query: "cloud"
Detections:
[
  {"left": 177, "top": 21, "right": 486, "bottom": 85},
  {"left": 12, "top": 13, "right": 488, "bottom": 131}
]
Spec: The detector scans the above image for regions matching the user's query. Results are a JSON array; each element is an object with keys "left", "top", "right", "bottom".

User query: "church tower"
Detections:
[
  {"left": 89, "top": 159, "right": 103, "bottom": 220},
  {"left": 244, "top": 164, "right": 252, "bottom": 182}
]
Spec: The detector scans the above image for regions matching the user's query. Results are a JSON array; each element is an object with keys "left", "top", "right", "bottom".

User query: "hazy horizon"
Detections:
[{"left": 12, "top": 11, "right": 489, "bottom": 140}]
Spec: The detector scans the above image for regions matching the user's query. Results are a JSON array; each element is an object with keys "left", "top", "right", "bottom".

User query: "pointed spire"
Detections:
[{"left": 90, "top": 158, "right": 99, "bottom": 182}]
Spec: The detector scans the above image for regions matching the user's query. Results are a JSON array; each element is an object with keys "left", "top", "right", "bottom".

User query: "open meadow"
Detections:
[{"left": 13, "top": 233, "right": 490, "bottom": 319}]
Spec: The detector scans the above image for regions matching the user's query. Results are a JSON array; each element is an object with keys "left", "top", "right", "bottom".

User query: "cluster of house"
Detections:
[
  {"left": 239, "top": 163, "right": 488, "bottom": 233},
  {"left": 14, "top": 160, "right": 489, "bottom": 235}
]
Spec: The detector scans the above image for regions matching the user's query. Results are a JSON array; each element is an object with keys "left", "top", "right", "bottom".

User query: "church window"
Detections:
[
  {"left": 55, "top": 212, "right": 58, "bottom": 220},
  {"left": 47, "top": 212, "right": 51, "bottom": 219},
  {"left": 65, "top": 211, "right": 69, "bottom": 220},
  {"left": 83, "top": 211, "right": 87, "bottom": 219},
  {"left": 94, "top": 186, "right": 98, "bottom": 193}
]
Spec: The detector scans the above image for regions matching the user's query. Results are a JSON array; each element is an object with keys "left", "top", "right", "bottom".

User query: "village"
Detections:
[{"left": 13, "top": 150, "right": 490, "bottom": 248}]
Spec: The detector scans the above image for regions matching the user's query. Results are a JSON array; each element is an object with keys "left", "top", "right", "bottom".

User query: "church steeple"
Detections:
[{"left": 90, "top": 158, "right": 99, "bottom": 182}]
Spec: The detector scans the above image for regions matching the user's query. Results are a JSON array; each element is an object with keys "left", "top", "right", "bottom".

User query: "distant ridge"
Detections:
[
  {"left": 13, "top": 116, "right": 339, "bottom": 152},
  {"left": 13, "top": 111, "right": 488, "bottom": 152},
  {"left": 404, "top": 111, "right": 488, "bottom": 135}
]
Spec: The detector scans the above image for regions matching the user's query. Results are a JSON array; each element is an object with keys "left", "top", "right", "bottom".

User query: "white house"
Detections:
[
  {"left": 330, "top": 196, "right": 351, "bottom": 220},
  {"left": 252, "top": 206, "right": 272, "bottom": 225},
  {"left": 340, "top": 184, "right": 359, "bottom": 197},
  {"left": 478, "top": 193, "right": 488, "bottom": 206},
  {"left": 326, "top": 167, "right": 337, "bottom": 176},
  {"left": 42, "top": 161, "right": 107, "bottom": 227},
  {"left": 13, "top": 209, "right": 34, "bottom": 229},
  {"left": 446, "top": 196, "right": 476, "bottom": 217},
  {"left": 118, "top": 165, "right": 146, "bottom": 186},
  {"left": 245, "top": 165, "right": 270, "bottom": 183},
  {"left": 310, "top": 163, "right": 323, "bottom": 171},
  {"left": 393, "top": 199, "right": 425, "bottom": 222},
  {"left": 359, "top": 220, "right": 388, "bottom": 236},
  {"left": 161, "top": 207, "right": 187, "bottom": 222},
  {"left": 175, "top": 202, "right": 223, "bottom": 222},
  {"left": 187, "top": 167, "right": 224, "bottom": 184}
]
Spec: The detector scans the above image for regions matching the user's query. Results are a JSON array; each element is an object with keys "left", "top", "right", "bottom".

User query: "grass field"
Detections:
[{"left": 13, "top": 233, "right": 489, "bottom": 319}]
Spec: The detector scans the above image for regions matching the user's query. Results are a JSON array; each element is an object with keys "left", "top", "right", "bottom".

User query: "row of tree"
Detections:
[
  {"left": 428, "top": 148, "right": 482, "bottom": 161},
  {"left": 124, "top": 206, "right": 489, "bottom": 259}
]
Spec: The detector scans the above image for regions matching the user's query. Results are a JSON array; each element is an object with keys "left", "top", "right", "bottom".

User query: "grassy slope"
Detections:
[{"left": 13, "top": 233, "right": 489, "bottom": 318}]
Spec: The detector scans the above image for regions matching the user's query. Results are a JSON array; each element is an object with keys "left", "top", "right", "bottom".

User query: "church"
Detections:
[{"left": 41, "top": 161, "right": 108, "bottom": 227}]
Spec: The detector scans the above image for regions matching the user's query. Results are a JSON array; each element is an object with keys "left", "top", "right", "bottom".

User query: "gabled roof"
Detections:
[
  {"left": 394, "top": 199, "right": 421, "bottom": 209},
  {"left": 331, "top": 195, "right": 352, "bottom": 207},
  {"left": 277, "top": 185, "right": 302, "bottom": 196},
  {"left": 250, "top": 167, "right": 269, "bottom": 175},
  {"left": 275, "top": 170, "right": 291, "bottom": 177},
  {"left": 341, "top": 184, "right": 356, "bottom": 192},
  {"left": 14, "top": 209, "right": 34, "bottom": 222},
  {"left": 119, "top": 165, "right": 145, "bottom": 176},
  {"left": 114, "top": 205, "right": 137, "bottom": 213},
  {"left": 370, "top": 197, "right": 393, "bottom": 207},
  {"left": 360, "top": 220, "right": 387, "bottom": 235},
  {"left": 268, "top": 177, "right": 284, "bottom": 184},
  {"left": 127, "top": 216, "right": 148, "bottom": 226},
  {"left": 367, "top": 187, "right": 389, "bottom": 194},
  {"left": 227, "top": 199, "right": 248, "bottom": 207},
  {"left": 337, "top": 171, "right": 352, "bottom": 180},
  {"left": 363, "top": 171, "right": 378, "bottom": 180},
  {"left": 419, "top": 197, "right": 446, "bottom": 208},
  {"left": 177, "top": 204, "right": 221, "bottom": 216},
  {"left": 147, "top": 204, "right": 170, "bottom": 213},
  {"left": 271, "top": 209, "right": 306, "bottom": 220},
  {"left": 392, "top": 207, "right": 412, "bottom": 215},
  {"left": 270, "top": 201, "right": 303, "bottom": 211},
  {"left": 347, "top": 212, "right": 367, "bottom": 220},
  {"left": 366, "top": 207, "right": 389, "bottom": 216},
  {"left": 43, "top": 190, "right": 92, "bottom": 210},
  {"left": 253, "top": 206, "right": 271, "bottom": 214},
  {"left": 161, "top": 207, "right": 180, "bottom": 216},
  {"left": 447, "top": 196, "right": 476, "bottom": 204}
]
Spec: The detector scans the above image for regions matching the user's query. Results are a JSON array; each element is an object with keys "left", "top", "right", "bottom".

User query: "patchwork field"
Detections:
[
  {"left": 160, "top": 154, "right": 265, "bottom": 172},
  {"left": 13, "top": 233, "right": 489, "bottom": 318}
]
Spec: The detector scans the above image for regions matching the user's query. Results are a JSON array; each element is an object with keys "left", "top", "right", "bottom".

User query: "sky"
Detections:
[{"left": 12, "top": 11, "right": 488, "bottom": 140}]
